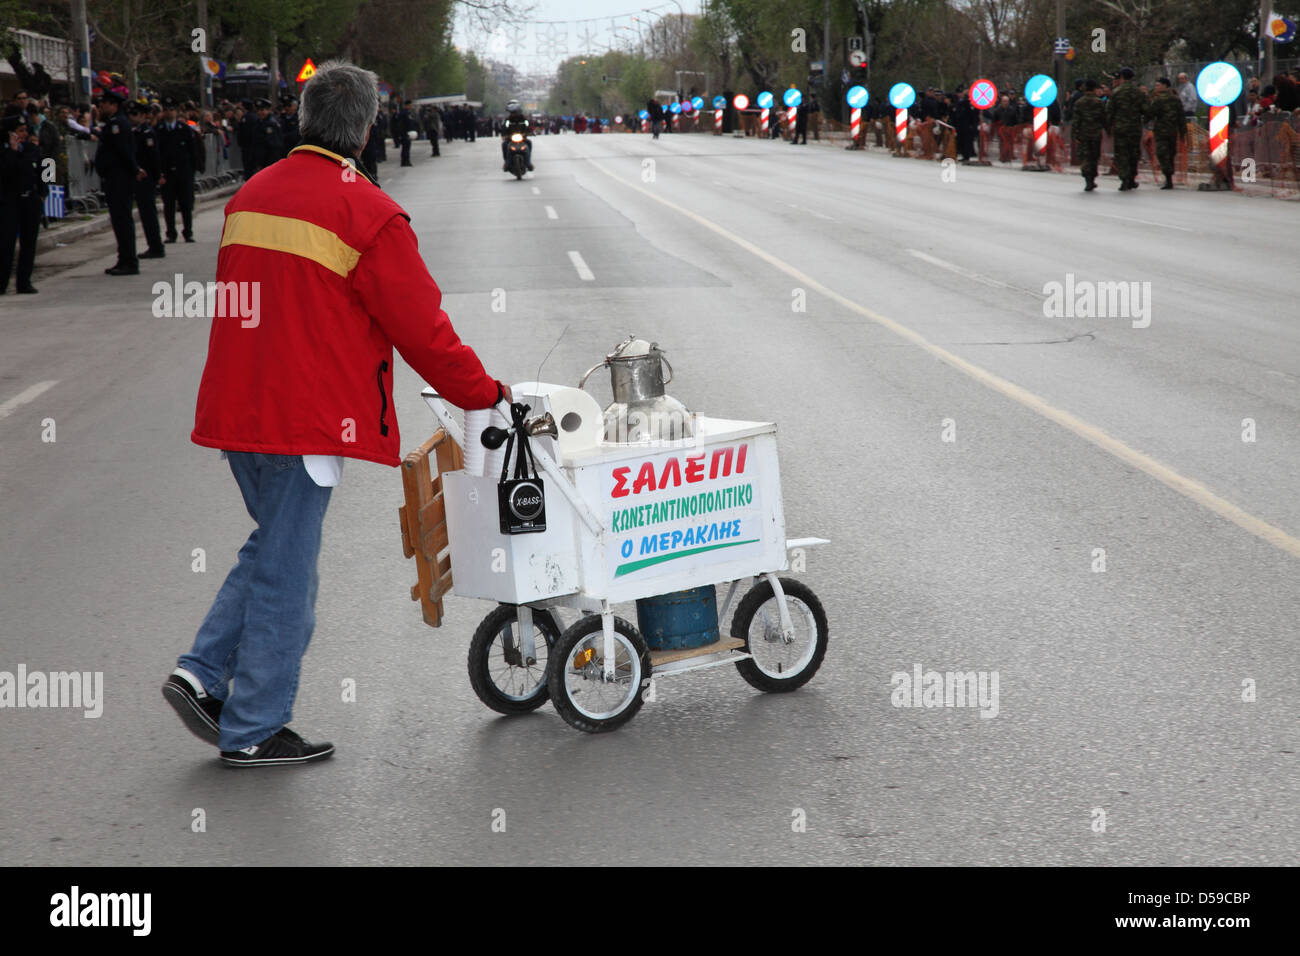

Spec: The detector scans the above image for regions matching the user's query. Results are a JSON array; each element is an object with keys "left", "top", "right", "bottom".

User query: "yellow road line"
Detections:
[{"left": 584, "top": 156, "right": 1300, "bottom": 561}]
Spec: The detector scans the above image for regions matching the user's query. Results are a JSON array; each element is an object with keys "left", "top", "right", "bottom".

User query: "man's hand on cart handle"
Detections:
[{"left": 496, "top": 382, "right": 514, "bottom": 405}]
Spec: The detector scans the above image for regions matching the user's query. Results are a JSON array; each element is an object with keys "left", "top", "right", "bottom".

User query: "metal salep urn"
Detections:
[{"left": 578, "top": 336, "right": 695, "bottom": 443}]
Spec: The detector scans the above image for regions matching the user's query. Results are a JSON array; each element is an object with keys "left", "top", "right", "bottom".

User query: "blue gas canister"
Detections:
[{"left": 635, "top": 585, "right": 720, "bottom": 650}]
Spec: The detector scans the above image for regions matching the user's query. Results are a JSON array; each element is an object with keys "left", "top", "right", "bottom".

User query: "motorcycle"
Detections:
[{"left": 506, "top": 131, "right": 529, "bottom": 179}]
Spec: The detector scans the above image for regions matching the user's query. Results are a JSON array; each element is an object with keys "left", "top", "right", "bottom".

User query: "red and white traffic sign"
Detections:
[{"left": 969, "top": 79, "right": 997, "bottom": 111}]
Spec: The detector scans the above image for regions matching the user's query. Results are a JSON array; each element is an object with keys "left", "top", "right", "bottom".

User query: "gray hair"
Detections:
[{"left": 299, "top": 60, "right": 378, "bottom": 155}]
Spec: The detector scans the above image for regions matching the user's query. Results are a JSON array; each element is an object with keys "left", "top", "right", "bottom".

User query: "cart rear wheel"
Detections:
[
  {"left": 731, "top": 578, "right": 828, "bottom": 692},
  {"left": 548, "top": 616, "right": 650, "bottom": 733},
  {"left": 468, "top": 604, "right": 561, "bottom": 714}
]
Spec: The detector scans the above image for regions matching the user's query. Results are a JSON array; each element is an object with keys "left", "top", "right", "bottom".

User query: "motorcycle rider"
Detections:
[{"left": 501, "top": 99, "right": 533, "bottom": 172}]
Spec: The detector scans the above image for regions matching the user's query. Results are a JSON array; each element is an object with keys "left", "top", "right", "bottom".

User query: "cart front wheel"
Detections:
[
  {"left": 548, "top": 615, "right": 650, "bottom": 733},
  {"left": 468, "top": 604, "right": 561, "bottom": 714},
  {"left": 731, "top": 578, "right": 828, "bottom": 692}
]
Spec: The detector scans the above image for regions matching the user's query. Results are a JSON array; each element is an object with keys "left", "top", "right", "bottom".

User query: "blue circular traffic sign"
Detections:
[
  {"left": 756, "top": 91, "right": 774, "bottom": 109},
  {"left": 712, "top": 95, "right": 725, "bottom": 109},
  {"left": 638, "top": 109, "right": 648, "bottom": 120},
  {"left": 783, "top": 88, "right": 802, "bottom": 108},
  {"left": 846, "top": 85, "right": 868, "bottom": 108},
  {"left": 1024, "top": 74, "right": 1057, "bottom": 108},
  {"left": 691, "top": 96, "right": 704, "bottom": 110},
  {"left": 888, "top": 83, "right": 915, "bottom": 110},
  {"left": 669, "top": 101, "right": 681, "bottom": 113},
  {"left": 1197, "top": 62, "right": 1242, "bottom": 107}
]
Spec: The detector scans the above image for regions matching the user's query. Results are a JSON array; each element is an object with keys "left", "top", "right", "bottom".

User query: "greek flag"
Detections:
[{"left": 44, "top": 185, "right": 66, "bottom": 219}]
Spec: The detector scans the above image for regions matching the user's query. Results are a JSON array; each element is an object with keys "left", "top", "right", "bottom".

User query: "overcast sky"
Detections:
[{"left": 453, "top": 0, "right": 703, "bottom": 79}]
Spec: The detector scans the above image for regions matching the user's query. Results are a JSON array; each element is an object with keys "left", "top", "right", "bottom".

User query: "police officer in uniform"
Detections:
[
  {"left": 157, "top": 97, "right": 197, "bottom": 243},
  {"left": 236, "top": 98, "right": 256, "bottom": 176},
  {"left": 361, "top": 112, "right": 381, "bottom": 182},
  {"left": 1072, "top": 80, "right": 1107, "bottom": 191},
  {"left": 0, "top": 110, "right": 45, "bottom": 293},
  {"left": 246, "top": 98, "right": 283, "bottom": 177},
  {"left": 1148, "top": 77, "right": 1187, "bottom": 190},
  {"left": 1107, "top": 66, "right": 1147, "bottom": 191},
  {"left": 280, "top": 96, "right": 300, "bottom": 156},
  {"left": 424, "top": 105, "right": 440, "bottom": 157},
  {"left": 130, "top": 101, "right": 166, "bottom": 258},
  {"left": 375, "top": 106, "right": 388, "bottom": 161},
  {"left": 95, "top": 88, "right": 146, "bottom": 275},
  {"left": 392, "top": 96, "right": 413, "bottom": 166}
]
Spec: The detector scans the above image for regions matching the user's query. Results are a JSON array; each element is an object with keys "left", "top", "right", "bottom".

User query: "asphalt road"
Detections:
[{"left": 1, "top": 131, "right": 1296, "bottom": 866}]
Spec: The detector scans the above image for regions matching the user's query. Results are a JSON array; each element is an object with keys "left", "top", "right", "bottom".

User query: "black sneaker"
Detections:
[
  {"left": 220, "top": 727, "right": 334, "bottom": 768},
  {"left": 139, "top": 249, "right": 166, "bottom": 259},
  {"left": 105, "top": 265, "right": 139, "bottom": 276},
  {"left": 162, "top": 671, "right": 223, "bottom": 745}
]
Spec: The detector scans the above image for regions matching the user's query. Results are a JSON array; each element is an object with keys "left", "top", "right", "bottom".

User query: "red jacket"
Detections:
[{"left": 192, "top": 143, "right": 501, "bottom": 466}]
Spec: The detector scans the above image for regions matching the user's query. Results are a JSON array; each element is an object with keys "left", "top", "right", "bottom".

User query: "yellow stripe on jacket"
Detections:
[{"left": 220, "top": 210, "right": 361, "bottom": 278}]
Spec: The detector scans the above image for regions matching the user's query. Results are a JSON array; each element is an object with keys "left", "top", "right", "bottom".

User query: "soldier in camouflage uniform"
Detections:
[
  {"left": 1072, "top": 80, "right": 1106, "bottom": 191},
  {"left": 1107, "top": 66, "right": 1147, "bottom": 190},
  {"left": 1148, "top": 77, "right": 1187, "bottom": 189}
]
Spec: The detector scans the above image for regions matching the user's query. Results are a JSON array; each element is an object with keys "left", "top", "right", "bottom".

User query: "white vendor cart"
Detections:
[{"left": 401, "top": 340, "right": 829, "bottom": 733}]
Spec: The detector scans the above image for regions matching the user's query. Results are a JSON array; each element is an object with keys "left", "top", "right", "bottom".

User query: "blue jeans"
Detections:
[{"left": 179, "top": 452, "right": 332, "bottom": 751}]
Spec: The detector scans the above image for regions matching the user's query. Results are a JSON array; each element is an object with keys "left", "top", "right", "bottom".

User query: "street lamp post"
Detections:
[{"left": 664, "top": 0, "right": 686, "bottom": 57}]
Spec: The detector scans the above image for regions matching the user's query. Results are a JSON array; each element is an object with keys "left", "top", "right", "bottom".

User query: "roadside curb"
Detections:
[{"left": 36, "top": 182, "right": 242, "bottom": 255}]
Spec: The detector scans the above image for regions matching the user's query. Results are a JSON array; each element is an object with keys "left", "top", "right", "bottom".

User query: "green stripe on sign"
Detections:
[{"left": 615, "top": 539, "right": 760, "bottom": 577}]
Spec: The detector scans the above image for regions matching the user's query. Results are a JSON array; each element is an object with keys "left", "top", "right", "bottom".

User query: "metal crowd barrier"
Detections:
[
  {"left": 196, "top": 131, "right": 243, "bottom": 193},
  {"left": 799, "top": 110, "right": 1299, "bottom": 199},
  {"left": 65, "top": 137, "right": 100, "bottom": 213},
  {"left": 57, "top": 130, "right": 247, "bottom": 217}
]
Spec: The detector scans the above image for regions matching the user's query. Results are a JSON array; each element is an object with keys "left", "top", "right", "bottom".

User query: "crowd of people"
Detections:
[
  {"left": 835, "top": 65, "right": 1300, "bottom": 191},
  {"left": 2, "top": 82, "right": 211, "bottom": 292},
  {"left": 0, "top": 79, "right": 320, "bottom": 292},
  {"left": 7, "top": 62, "right": 1299, "bottom": 294},
  {"left": 1240, "top": 71, "right": 1300, "bottom": 125}
]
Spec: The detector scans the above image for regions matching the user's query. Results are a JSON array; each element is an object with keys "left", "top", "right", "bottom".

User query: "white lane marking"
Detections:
[
  {"left": 531, "top": 186, "right": 541, "bottom": 195},
  {"left": 586, "top": 156, "right": 1300, "bottom": 562},
  {"left": 567, "top": 250, "right": 595, "bottom": 281},
  {"left": 1094, "top": 212, "right": 1193, "bottom": 232},
  {"left": 906, "top": 249, "right": 1019, "bottom": 292},
  {"left": 0, "top": 380, "right": 58, "bottom": 420},
  {"left": 545, "top": 205, "right": 558, "bottom": 219}
]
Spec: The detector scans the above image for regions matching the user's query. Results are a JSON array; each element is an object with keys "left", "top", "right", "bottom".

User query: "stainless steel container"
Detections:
[{"left": 579, "top": 336, "right": 695, "bottom": 442}]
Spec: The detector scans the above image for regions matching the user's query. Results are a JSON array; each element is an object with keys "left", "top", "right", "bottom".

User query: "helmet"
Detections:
[{"left": 507, "top": 99, "right": 520, "bottom": 112}]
